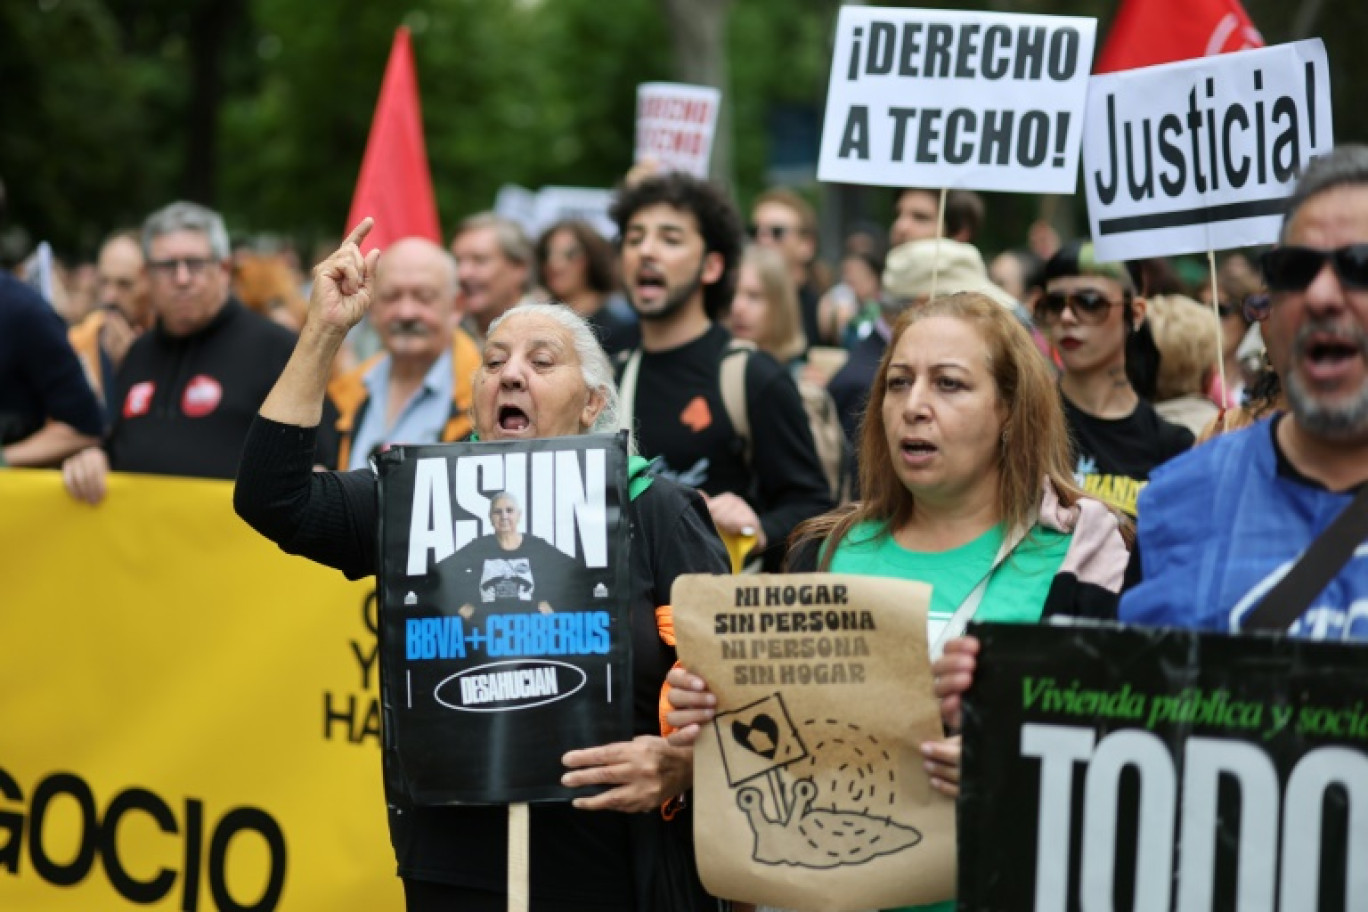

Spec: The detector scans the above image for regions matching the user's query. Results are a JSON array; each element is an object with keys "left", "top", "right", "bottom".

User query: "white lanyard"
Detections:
[{"left": 929, "top": 523, "right": 1031, "bottom": 660}]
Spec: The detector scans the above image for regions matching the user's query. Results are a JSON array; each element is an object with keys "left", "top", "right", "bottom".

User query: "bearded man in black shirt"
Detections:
[{"left": 611, "top": 174, "right": 833, "bottom": 570}]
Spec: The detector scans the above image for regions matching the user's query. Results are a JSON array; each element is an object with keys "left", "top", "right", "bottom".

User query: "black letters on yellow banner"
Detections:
[{"left": 0, "top": 766, "right": 287, "bottom": 911}]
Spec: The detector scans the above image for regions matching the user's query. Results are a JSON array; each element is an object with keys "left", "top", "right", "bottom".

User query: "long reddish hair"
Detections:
[{"left": 792, "top": 292, "right": 1106, "bottom": 568}]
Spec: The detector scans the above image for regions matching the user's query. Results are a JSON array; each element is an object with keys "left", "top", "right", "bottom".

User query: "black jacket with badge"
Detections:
[{"left": 108, "top": 298, "right": 336, "bottom": 477}]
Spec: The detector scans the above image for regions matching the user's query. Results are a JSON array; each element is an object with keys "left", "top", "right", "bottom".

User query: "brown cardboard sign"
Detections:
[{"left": 672, "top": 573, "right": 956, "bottom": 911}]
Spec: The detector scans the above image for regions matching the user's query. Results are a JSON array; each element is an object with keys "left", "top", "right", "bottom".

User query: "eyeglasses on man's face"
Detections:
[
  {"left": 146, "top": 257, "right": 217, "bottom": 280},
  {"left": 748, "top": 223, "right": 795, "bottom": 242}
]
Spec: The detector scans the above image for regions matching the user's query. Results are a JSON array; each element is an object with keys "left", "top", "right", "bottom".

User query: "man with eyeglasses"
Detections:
[
  {"left": 62, "top": 201, "right": 332, "bottom": 502},
  {"left": 1121, "top": 145, "right": 1368, "bottom": 640},
  {"left": 1035, "top": 241, "right": 1193, "bottom": 517}
]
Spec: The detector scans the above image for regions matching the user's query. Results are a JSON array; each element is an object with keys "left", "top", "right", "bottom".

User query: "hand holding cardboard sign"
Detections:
[
  {"left": 932, "top": 634, "right": 980, "bottom": 732},
  {"left": 308, "top": 218, "right": 381, "bottom": 337},
  {"left": 920, "top": 735, "right": 962, "bottom": 797},
  {"left": 664, "top": 664, "right": 717, "bottom": 747},
  {"left": 560, "top": 735, "right": 692, "bottom": 813}
]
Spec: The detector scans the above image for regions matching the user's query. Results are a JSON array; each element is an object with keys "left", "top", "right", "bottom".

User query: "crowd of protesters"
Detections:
[{"left": 5, "top": 140, "right": 1368, "bottom": 910}]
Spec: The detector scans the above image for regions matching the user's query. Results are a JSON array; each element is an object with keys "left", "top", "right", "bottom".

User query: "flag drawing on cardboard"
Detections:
[
  {"left": 375, "top": 433, "right": 633, "bottom": 805},
  {"left": 716, "top": 693, "right": 808, "bottom": 786}
]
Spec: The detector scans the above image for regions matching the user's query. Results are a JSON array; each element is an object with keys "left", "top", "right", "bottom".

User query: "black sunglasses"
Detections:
[
  {"left": 1034, "top": 290, "right": 1124, "bottom": 326},
  {"left": 1260, "top": 244, "right": 1368, "bottom": 291}
]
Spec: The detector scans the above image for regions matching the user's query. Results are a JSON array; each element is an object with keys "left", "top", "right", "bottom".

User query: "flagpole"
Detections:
[
  {"left": 929, "top": 187, "right": 948, "bottom": 303},
  {"left": 1206, "top": 250, "right": 1229, "bottom": 415}
]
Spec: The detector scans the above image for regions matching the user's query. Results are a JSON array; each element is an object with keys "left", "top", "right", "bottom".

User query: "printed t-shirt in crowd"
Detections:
[
  {"left": 1061, "top": 395, "right": 1193, "bottom": 516},
  {"left": 233, "top": 416, "right": 729, "bottom": 908},
  {"left": 624, "top": 323, "right": 833, "bottom": 570},
  {"left": 821, "top": 520, "right": 1070, "bottom": 912},
  {"left": 433, "top": 531, "right": 583, "bottom": 615},
  {"left": 0, "top": 273, "right": 104, "bottom": 444},
  {"left": 1121, "top": 416, "right": 1368, "bottom": 640},
  {"left": 109, "top": 298, "right": 335, "bottom": 477}
]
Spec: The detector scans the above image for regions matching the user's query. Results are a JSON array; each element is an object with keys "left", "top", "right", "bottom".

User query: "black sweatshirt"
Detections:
[
  {"left": 233, "top": 415, "right": 728, "bottom": 907},
  {"left": 108, "top": 299, "right": 336, "bottom": 478},
  {"left": 625, "top": 324, "right": 834, "bottom": 569}
]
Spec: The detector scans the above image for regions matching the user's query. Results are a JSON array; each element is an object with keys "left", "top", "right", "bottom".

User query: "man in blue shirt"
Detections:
[
  {"left": 1121, "top": 145, "right": 1368, "bottom": 640},
  {"left": 328, "top": 237, "right": 479, "bottom": 469}
]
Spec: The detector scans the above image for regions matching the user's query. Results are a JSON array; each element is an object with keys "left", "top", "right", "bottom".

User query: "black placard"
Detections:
[
  {"left": 375, "top": 433, "right": 633, "bottom": 804},
  {"left": 960, "top": 621, "right": 1368, "bottom": 911}
]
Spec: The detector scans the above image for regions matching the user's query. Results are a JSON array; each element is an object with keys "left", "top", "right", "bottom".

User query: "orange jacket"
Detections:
[
  {"left": 328, "top": 329, "right": 481, "bottom": 469},
  {"left": 67, "top": 310, "right": 107, "bottom": 405}
]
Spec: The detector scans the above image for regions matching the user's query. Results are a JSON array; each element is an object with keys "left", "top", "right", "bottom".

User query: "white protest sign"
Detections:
[
  {"left": 634, "top": 82, "right": 722, "bottom": 178},
  {"left": 1084, "top": 40, "right": 1332, "bottom": 262},
  {"left": 818, "top": 7, "right": 1096, "bottom": 193},
  {"left": 493, "top": 184, "right": 538, "bottom": 238},
  {"left": 531, "top": 187, "right": 616, "bottom": 240}
]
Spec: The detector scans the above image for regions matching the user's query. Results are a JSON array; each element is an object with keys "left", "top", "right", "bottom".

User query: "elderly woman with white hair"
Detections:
[{"left": 234, "top": 220, "right": 729, "bottom": 912}]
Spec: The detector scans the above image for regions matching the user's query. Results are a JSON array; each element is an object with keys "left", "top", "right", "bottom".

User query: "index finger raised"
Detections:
[{"left": 343, "top": 217, "right": 374, "bottom": 250}]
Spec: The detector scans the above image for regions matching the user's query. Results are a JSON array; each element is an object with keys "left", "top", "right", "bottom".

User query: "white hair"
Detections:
[{"left": 483, "top": 302, "right": 621, "bottom": 435}]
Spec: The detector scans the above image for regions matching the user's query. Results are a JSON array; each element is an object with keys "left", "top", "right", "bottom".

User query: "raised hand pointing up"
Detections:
[
  {"left": 309, "top": 217, "right": 382, "bottom": 335},
  {"left": 258, "top": 217, "right": 381, "bottom": 428}
]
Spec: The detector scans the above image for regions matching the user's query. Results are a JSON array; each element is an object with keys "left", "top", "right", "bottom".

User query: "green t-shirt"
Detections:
[{"left": 828, "top": 520, "right": 1071, "bottom": 912}]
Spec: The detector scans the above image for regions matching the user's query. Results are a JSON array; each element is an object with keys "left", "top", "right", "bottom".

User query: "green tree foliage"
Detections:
[{"left": 1, "top": 0, "right": 1364, "bottom": 264}]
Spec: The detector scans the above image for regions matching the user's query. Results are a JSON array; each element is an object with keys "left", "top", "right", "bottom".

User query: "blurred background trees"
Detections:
[{"left": 0, "top": 0, "right": 1359, "bottom": 264}]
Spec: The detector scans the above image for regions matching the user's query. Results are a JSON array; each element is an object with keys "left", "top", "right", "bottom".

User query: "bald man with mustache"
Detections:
[{"left": 328, "top": 237, "right": 481, "bottom": 469}]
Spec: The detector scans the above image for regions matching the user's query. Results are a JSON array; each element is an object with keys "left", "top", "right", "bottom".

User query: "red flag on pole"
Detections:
[
  {"left": 1095, "top": 0, "right": 1263, "bottom": 74},
  {"left": 345, "top": 27, "right": 441, "bottom": 254}
]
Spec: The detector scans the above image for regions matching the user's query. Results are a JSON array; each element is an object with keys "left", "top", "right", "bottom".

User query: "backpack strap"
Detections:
[
  {"left": 718, "top": 342, "right": 753, "bottom": 467},
  {"left": 618, "top": 348, "right": 643, "bottom": 444}
]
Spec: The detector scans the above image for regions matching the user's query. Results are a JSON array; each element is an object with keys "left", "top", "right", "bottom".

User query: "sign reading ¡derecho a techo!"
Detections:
[
  {"left": 376, "top": 434, "right": 633, "bottom": 805},
  {"left": 1083, "top": 40, "right": 1332, "bottom": 262},
  {"left": 818, "top": 6, "right": 1096, "bottom": 193}
]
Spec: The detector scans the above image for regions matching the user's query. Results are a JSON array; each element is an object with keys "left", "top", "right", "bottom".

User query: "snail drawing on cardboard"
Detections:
[{"left": 715, "top": 693, "right": 923, "bottom": 869}]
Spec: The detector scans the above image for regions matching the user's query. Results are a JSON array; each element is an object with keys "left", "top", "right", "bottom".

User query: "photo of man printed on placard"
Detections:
[{"left": 433, "top": 491, "right": 582, "bottom": 618}]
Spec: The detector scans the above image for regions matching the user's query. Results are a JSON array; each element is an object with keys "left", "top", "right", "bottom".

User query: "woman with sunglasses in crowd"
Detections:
[{"left": 1034, "top": 241, "right": 1193, "bottom": 518}]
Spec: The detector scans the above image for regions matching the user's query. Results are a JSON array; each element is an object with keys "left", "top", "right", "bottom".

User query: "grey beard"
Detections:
[
  {"left": 1284, "top": 319, "right": 1368, "bottom": 438},
  {"left": 1285, "top": 370, "right": 1368, "bottom": 438}
]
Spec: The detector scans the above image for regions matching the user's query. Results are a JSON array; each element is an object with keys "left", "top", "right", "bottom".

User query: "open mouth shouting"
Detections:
[
  {"left": 1296, "top": 325, "right": 1368, "bottom": 390},
  {"left": 496, "top": 404, "right": 532, "bottom": 435},
  {"left": 633, "top": 265, "right": 667, "bottom": 306},
  {"left": 899, "top": 437, "right": 939, "bottom": 468}
]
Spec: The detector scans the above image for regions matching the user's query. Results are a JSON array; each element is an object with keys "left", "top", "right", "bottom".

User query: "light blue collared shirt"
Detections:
[{"left": 347, "top": 348, "right": 454, "bottom": 470}]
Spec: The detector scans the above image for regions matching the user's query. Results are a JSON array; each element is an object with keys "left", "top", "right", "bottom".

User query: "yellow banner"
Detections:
[{"left": 0, "top": 471, "right": 401, "bottom": 911}]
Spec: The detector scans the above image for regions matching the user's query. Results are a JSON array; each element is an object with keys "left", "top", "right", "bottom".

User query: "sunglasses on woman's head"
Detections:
[
  {"left": 1034, "top": 290, "right": 1123, "bottom": 326},
  {"left": 1260, "top": 244, "right": 1368, "bottom": 291}
]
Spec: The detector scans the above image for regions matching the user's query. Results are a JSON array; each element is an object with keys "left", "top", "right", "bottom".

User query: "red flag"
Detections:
[
  {"left": 1095, "top": 0, "right": 1263, "bottom": 74},
  {"left": 345, "top": 27, "right": 441, "bottom": 254}
]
